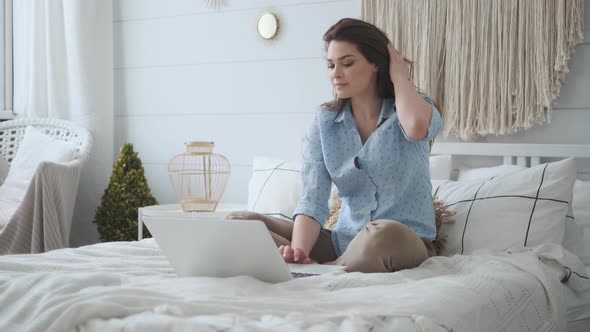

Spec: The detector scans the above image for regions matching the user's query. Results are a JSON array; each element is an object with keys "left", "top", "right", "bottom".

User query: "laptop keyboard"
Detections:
[{"left": 291, "top": 272, "right": 320, "bottom": 278}]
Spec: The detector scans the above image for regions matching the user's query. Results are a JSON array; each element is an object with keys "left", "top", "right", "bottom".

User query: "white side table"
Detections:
[{"left": 137, "top": 203, "right": 247, "bottom": 241}]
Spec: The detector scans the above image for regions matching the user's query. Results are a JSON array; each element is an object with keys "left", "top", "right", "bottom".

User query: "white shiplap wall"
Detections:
[
  {"left": 113, "top": 0, "right": 361, "bottom": 206},
  {"left": 114, "top": 0, "right": 590, "bottom": 207}
]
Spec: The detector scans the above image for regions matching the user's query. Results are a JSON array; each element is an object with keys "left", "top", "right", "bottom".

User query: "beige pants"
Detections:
[{"left": 227, "top": 212, "right": 436, "bottom": 273}]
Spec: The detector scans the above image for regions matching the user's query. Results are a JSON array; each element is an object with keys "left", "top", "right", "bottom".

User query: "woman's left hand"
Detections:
[
  {"left": 279, "top": 244, "right": 312, "bottom": 264},
  {"left": 387, "top": 42, "right": 410, "bottom": 84}
]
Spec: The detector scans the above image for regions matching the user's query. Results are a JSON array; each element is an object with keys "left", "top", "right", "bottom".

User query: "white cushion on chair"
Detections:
[{"left": 0, "top": 126, "right": 76, "bottom": 204}]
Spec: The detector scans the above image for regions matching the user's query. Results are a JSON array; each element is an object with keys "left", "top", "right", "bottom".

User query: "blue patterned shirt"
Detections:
[{"left": 293, "top": 96, "right": 442, "bottom": 256}]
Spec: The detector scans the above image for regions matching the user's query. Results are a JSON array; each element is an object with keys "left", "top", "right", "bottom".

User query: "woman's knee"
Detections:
[
  {"left": 361, "top": 220, "right": 421, "bottom": 248},
  {"left": 343, "top": 220, "right": 429, "bottom": 273}
]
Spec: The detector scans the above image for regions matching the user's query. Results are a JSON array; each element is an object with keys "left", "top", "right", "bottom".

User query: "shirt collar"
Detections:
[
  {"left": 377, "top": 98, "right": 395, "bottom": 126},
  {"left": 334, "top": 98, "right": 395, "bottom": 126},
  {"left": 334, "top": 101, "right": 348, "bottom": 123}
]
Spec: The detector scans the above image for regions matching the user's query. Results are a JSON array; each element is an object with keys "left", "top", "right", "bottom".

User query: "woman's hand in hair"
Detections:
[{"left": 387, "top": 42, "right": 410, "bottom": 84}]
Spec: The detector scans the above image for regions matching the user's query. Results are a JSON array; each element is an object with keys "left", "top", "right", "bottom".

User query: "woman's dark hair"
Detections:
[
  {"left": 321, "top": 18, "right": 440, "bottom": 150},
  {"left": 322, "top": 18, "right": 395, "bottom": 111}
]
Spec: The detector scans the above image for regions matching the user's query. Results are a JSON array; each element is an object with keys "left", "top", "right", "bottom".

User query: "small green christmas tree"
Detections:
[{"left": 94, "top": 143, "right": 158, "bottom": 241}]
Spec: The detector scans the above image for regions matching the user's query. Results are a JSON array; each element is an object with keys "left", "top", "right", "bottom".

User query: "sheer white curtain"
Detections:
[{"left": 13, "top": 0, "right": 113, "bottom": 246}]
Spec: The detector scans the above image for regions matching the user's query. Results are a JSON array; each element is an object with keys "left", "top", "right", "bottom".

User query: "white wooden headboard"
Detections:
[{"left": 430, "top": 143, "right": 590, "bottom": 180}]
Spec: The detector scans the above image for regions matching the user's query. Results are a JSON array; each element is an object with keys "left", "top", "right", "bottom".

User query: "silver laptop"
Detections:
[{"left": 142, "top": 214, "right": 345, "bottom": 283}]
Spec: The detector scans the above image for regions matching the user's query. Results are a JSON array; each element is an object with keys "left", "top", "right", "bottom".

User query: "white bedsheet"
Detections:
[{"left": 0, "top": 239, "right": 587, "bottom": 332}]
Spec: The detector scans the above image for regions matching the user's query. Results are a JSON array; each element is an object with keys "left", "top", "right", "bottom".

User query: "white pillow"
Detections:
[
  {"left": 455, "top": 163, "right": 586, "bottom": 258},
  {"left": 573, "top": 180, "right": 590, "bottom": 226},
  {"left": 571, "top": 180, "right": 590, "bottom": 264},
  {"left": 577, "top": 228, "right": 590, "bottom": 265},
  {"left": 429, "top": 154, "right": 453, "bottom": 180},
  {"left": 0, "top": 126, "right": 76, "bottom": 204},
  {"left": 456, "top": 166, "right": 589, "bottom": 262},
  {"left": 248, "top": 156, "right": 302, "bottom": 221},
  {"left": 433, "top": 158, "right": 576, "bottom": 256},
  {"left": 458, "top": 164, "right": 526, "bottom": 181}
]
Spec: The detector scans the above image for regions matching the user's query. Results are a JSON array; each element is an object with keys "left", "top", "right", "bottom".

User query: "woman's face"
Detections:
[{"left": 327, "top": 40, "right": 378, "bottom": 99}]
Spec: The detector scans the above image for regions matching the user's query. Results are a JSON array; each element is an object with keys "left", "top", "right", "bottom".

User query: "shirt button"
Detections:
[{"left": 354, "top": 156, "right": 360, "bottom": 169}]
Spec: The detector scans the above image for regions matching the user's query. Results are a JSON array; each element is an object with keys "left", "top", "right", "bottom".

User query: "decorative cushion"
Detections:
[
  {"left": 574, "top": 180, "right": 590, "bottom": 226},
  {"left": 458, "top": 164, "right": 526, "bottom": 181},
  {"left": 0, "top": 126, "right": 76, "bottom": 204},
  {"left": 572, "top": 180, "right": 590, "bottom": 264},
  {"left": 429, "top": 154, "right": 453, "bottom": 180},
  {"left": 456, "top": 163, "right": 587, "bottom": 261},
  {"left": 247, "top": 156, "right": 302, "bottom": 221},
  {"left": 431, "top": 158, "right": 576, "bottom": 256}
]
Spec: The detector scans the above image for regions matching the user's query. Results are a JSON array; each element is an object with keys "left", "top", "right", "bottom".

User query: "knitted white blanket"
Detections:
[
  {"left": 0, "top": 239, "right": 587, "bottom": 332},
  {"left": 0, "top": 160, "right": 81, "bottom": 254}
]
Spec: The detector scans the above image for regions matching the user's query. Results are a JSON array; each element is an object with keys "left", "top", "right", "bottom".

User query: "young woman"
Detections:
[{"left": 228, "top": 18, "right": 442, "bottom": 273}]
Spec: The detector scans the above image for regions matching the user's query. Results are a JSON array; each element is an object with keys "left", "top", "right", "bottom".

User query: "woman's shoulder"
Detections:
[
  {"left": 312, "top": 104, "right": 341, "bottom": 125},
  {"left": 303, "top": 105, "right": 339, "bottom": 142}
]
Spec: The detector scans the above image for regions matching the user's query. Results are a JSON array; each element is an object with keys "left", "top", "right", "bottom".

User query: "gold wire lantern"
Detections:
[{"left": 168, "top": 142, "right": 230, "bottom": 212}]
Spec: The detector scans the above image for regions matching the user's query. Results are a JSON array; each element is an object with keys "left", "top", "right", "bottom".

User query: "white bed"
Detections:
[
  {"left": 0, "top": 238, "right": 586, "bottom": 332},
  {"left": 430, "top": 143, "right": 590, "bottom": 332},
  {"left": 0, "top": 143, "right": 589, "bottom": 332}
]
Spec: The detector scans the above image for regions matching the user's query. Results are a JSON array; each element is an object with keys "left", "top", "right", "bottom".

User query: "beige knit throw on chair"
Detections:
[{"left": 362, "top": 0, "right": 585, "bottom": 140}]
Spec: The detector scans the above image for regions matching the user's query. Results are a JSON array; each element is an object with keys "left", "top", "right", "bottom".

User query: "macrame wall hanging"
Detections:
[{"left": 362, "top": 0, "right": 584, "bottom": 140}]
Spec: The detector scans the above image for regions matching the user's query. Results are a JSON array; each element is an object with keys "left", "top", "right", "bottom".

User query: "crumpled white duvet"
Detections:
[{"left": 0, "top": 239, "right": 587, "bottom": 332}]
